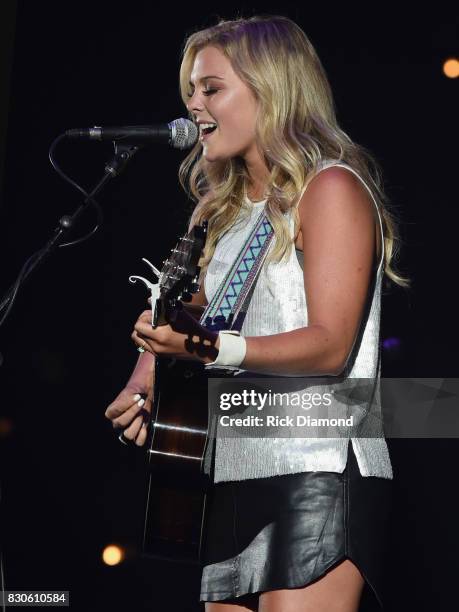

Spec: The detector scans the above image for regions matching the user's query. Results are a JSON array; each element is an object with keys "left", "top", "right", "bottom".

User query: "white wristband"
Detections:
[{"left": 206, "top": 330, "right": 247, "bottom": 367}]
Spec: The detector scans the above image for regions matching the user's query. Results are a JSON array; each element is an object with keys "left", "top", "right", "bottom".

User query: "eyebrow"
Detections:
[{"left": 188, "top": 76, "right": 225, "bottom": 86}]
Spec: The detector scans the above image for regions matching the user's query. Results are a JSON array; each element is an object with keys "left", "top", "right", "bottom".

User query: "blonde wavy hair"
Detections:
[{"left": 178, "top": 15, "right": 409, "bottom": 288}]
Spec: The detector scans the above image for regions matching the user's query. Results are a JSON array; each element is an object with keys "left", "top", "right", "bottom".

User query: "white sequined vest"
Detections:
[{"left": 204, "top": 159, "right": 393, "bottom": 482}]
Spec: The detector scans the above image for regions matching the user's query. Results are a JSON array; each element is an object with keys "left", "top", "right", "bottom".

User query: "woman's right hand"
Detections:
[{"left": 105, "top": 385, "right": 152, "bottom": 447}]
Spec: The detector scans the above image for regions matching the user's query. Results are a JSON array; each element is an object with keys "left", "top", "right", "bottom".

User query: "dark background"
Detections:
[{"left": 0, "top": 1, "right": 457, "bottom": 610}]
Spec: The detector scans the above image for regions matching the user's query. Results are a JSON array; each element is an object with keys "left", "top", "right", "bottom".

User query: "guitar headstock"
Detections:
[
  {"left": 154, "top": 222, "right": 207, "bottom": 326},
  {"left": 129, "top": 222, "right": 207, "bottom": 327},
  {"left": 158, "top": 222, "right": 207, "bottom": 306}
]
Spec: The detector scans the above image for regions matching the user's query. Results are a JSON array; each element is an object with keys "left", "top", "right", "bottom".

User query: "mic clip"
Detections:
[{"left": 105, "top": 142, "right": 141, "bottom": 177}]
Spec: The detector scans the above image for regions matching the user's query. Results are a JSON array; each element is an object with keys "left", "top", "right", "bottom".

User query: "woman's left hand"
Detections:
[{"left": 132, "top": 308, "right": 219, "bottom": 363}]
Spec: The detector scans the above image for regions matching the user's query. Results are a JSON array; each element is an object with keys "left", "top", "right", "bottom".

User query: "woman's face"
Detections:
[{"left": 186, "top": 46, "right": 259, "bottom": 163}]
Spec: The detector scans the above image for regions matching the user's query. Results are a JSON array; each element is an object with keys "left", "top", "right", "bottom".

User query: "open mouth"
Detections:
[{"left": 200, "top": 123, "right": 218, "bottom": 138}]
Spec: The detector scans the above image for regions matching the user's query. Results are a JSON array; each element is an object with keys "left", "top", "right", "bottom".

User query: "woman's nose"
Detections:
[{"left": 186, "top": 91, "right": 203, "bottom": 113}]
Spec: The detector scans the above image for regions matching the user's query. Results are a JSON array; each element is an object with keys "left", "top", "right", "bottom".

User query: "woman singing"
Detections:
[{"left": 105, "top": 15, "right": 408, "bottom": 612}]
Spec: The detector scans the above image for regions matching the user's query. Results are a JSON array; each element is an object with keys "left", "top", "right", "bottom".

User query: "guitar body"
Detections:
[{"left": 142, "top": 357, "right": 211, "bottom": 564}]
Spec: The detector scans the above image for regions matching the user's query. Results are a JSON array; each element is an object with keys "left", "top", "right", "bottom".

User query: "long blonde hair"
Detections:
[{"left": 178, "top": 15, "right": 409, "bottom": 288}]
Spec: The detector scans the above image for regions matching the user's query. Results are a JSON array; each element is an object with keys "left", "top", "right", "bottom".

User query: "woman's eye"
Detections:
[{"left": 186, "top": 88, "right": 218, "bottom": 99}]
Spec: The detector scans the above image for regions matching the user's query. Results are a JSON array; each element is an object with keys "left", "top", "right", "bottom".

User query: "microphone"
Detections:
[{"left": 65, "top": 117, "right": 198, "bottom": 150}]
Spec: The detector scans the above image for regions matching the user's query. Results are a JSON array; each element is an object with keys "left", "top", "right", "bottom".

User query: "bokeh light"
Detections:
[
  {"left": 443, "top": 58, "right": 459, "bottom": 78},
  {"left": 382, "top": 337, "right": 401, "bottom": 350},
  {"left": 102, "top": 544, "right": 125, "bottom": 566}
]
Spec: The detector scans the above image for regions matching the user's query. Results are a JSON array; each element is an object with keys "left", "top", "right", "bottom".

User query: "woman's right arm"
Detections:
[
  {"left": 104, "top": 349, "right": 155, "bottom": 446},
  {"left": 104, "top": 270, "right": 207, "bottom": 446}
]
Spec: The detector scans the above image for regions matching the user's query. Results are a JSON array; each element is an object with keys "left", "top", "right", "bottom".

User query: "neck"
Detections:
[{"left": 243, "top": 147, "right": 270, "bottom": 200}]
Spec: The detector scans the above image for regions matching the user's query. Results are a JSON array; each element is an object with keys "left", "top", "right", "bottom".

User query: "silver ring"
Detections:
[{"left": 118, "top": 432, "right": 135, "bottom": 446}]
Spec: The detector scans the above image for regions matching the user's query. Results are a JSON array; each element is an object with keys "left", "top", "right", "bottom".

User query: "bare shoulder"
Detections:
[
  {"left": 299, "top": 165, "right": 373, "bottom": 217},
  {"left": 295, "top": 165, "right": 378, "bottom": 254}
]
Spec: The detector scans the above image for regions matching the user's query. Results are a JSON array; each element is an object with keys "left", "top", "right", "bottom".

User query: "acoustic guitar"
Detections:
[{"left": 129, "top": 221, "right": 214, "bottom": 564}]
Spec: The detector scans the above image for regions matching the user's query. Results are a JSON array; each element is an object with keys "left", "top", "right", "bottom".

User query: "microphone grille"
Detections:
[{"left": 169, "top": 118, "right": 198, "bottom": 149}]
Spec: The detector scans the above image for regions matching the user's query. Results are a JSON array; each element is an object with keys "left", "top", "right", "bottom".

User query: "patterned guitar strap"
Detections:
[
  {"left": 200, "top": 208, "right": 274, "bottom": 334},
  {"left": 200, "top": 209, "right": 274, "bottom": 479}
]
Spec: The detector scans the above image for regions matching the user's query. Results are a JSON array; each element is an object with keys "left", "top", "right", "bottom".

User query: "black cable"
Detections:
[
  {"left": 48, "top": 133, "right": 104, "bottom": 247},
  {"left": 0, "top": 134, "right": 107, "bottom": 329}
]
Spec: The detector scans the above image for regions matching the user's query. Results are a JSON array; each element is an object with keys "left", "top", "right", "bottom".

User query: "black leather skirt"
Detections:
[{"left": 200, "top": 441, "right": 393, "bottom": 609}]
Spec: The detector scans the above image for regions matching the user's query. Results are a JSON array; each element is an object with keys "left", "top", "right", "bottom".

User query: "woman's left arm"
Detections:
[
  {"left": 133, "top": 167, "right": 376, "bottom": 376},
  {"left": 240, "top": 166, "right": 377, "bottom": 376}
]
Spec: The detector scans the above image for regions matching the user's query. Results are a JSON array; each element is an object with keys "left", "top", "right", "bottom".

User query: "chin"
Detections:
[
  {"left": 202, "top": 149, "right": 227, "bottom": 163},
  {"left": 202, "top": 145, "right": 241, "bottom": 164}
]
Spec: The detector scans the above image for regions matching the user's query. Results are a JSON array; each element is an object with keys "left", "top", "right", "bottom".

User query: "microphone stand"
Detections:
[
  {"left": 0, "top": 140, "right": 141, "bottom": 608},
  {"left": 0, "top": 141, "right": 140, "bottom": 366}
]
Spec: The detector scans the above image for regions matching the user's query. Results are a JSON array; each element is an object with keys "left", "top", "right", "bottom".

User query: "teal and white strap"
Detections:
[{"left": 200, "top": 210, "right": 274, "bottom": 332}]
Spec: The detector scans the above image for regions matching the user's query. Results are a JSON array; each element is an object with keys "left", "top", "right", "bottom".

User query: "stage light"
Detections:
[
  {"left": 102, "top": 544, "right": 125, "bottom": 566},
  {"left": 443, "top": 58, "right": 459, "bottom": 78}
]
